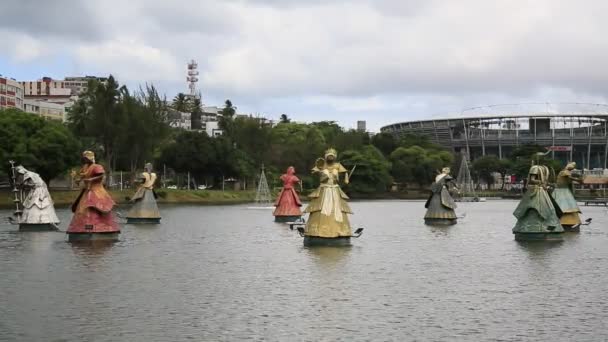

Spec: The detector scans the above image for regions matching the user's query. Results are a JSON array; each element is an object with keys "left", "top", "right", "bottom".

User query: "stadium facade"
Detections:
[{"left": 380, "top": 104, "right": 608, "bottom": 170}]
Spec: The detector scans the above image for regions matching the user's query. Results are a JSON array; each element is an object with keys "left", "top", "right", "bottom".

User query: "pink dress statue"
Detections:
[
  {"left": 67, "top": 151, "right": 120, "bottom": 241},
  {"left": 273, "top": 166, "right": 303, "bottom": 222}
]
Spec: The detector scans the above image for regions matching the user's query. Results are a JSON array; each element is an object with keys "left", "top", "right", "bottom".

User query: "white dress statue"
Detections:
[{"left": 15, "top": 166, "right": 60, "bottom": 225}]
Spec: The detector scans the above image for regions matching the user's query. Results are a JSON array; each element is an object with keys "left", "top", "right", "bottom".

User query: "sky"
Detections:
[{"left": 2, "top": 0, "right": 608, "bottom": 131}]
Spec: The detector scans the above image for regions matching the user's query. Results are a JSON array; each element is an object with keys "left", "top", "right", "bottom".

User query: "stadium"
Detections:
[{"left": 380, "top": 103, "right": 608, "bottom": 170}]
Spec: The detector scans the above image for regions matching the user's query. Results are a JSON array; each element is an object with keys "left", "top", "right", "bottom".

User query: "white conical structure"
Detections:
[
  {"left": 456, "top": 154, "right": 476, "bottom": 196},
  {"left": 254, "top": 165, "right": 272, "bottom": 205}
]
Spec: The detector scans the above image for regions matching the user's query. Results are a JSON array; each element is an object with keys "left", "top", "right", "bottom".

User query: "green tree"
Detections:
[
  {"left": 67, "top": 75, "right": 125, "bottom": 172},
  {"left": 390, "top": 145, "right": 454, "bottom": 186},
  {"left": 172, "top": 93, "right": 191, "bottom": 112},
  {"left": 233, "top": 116, "right": 271, "bottom": 167},
  {"left": 371, "top": 132, "right": 398, "bottom": 157},
  {"left": 157, "top": 130, "right": 216, "bottom": 182},
  {"left": 269, "top": 122, "right": 326, "bottom": 177},
  {"left": 471, "top": 155, "right": 511, "bottom": 188},
  {"left": 508, "top": 144, "right": 560, "bottom": 181},
  {"left": 219, "top": 99, "right": 236, "bottom": 137},
  {"left": 310, "top": 121, "right": 342, "bottom": 146},
  {"left": 190, "top": 98, "right": 203, "bottom": 130},
  {"left": 333, "top": 129, "right": 370, "bottom": 152},
  {"left": 279, "top": 114, "right": 290, "bottom": 123},
  {"left": 119, "top": 84, "right": 171, "bottom": 171},
  {"left": 340, "top": 146, "right": 392, "bottom": 194},
  {"left": 0, "top": 108, "right": 80, "bottom": 184}
]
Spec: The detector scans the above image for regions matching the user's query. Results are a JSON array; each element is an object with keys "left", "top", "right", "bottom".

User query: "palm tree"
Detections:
[
  {"left": 172, "top": 93, "right": 190, "bottom": 112},
  {"left": 191, "top": 98, "right": 203, "bottom": 129}
]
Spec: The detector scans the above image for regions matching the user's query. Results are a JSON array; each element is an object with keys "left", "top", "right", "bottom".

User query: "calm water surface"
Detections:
[{"left": 1, "top": 200, "right": 608, "bottom": 341}]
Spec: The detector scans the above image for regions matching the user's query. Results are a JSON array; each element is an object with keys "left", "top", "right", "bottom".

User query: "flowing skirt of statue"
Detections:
[
  {"left": 551, "top": 187, "right": 581, "bottom": 226},
  {"left": 513, "top": 187, "right": 564, "bottom": 233},
  {"left": 424, "top": 186, "right": 457, "bottom": 220},
  {"left": 67, "top": 187, "right": 120, "bottom": 233},
  {"left": 304, "top": 184, "right": 353, "bottom": 237},
  {"left": 273, "top": 188, "right": 302, "bottom": 217},
  {"left": 127, "top": 188, "right": 161, "bottom": 219},
  {"left": 21, "top": 187, "right": 60, "bottom": 224}
]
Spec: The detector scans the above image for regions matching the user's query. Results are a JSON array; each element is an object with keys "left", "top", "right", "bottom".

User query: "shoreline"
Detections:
[{"left": 0, "top": 189, "right": 528, "bottom": 209}]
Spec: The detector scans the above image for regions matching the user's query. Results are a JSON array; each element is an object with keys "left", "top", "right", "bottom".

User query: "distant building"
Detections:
[
  {"left": 203, "top": 121, "right": 222, "bottom": 137},
  {"left": 0, "top": 75, "right": 24, "bottom": 110},
  {"left": 24, "top": 99, "right": 68, "bottom": 121},
  {"left": 169, "top": 110, "right": 191, "bottom": 130},
  {"left": 21, "top": 76, "right": 106, "bottom": 97},
  {"left": 357, "top": 120, "right": 367, "bottom": 132},
  {"left": 63, "top": 76, "right": 108, "bottom": 95}
]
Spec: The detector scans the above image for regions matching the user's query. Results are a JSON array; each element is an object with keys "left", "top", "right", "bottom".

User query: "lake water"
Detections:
[{"left": 1, "top": 200, "right": 608, "bottom": 341}]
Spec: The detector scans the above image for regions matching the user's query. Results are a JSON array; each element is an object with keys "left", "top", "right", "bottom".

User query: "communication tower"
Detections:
[{"left": 187, "top": 60, "right": 199, "bottom": 98}]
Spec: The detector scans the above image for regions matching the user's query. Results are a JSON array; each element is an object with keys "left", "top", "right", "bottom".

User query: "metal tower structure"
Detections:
[
  {"left": 187, "top": 60, "right": 199, "bottom": 98},
  {"left": 456, "top": 153, "right": 475, "bottom": 196},
  {"left": 254, "top": 165, "right": 272, "bottom": 205}
]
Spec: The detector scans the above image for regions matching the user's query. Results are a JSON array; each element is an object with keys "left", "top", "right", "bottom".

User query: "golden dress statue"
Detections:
[
  {"left": 304, "top": 148, "right": 353, "bottom": 238},
  {"left": 551, "top": 162, "right": 582, "bottom": 227},
  {"left": 126, "top": 163, "right": 161, "bottom": 223}
]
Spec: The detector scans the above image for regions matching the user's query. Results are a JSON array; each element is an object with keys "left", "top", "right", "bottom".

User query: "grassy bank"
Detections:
[
  {"left": 0, "top": 189, "right": 257, "bottom": 209},
  {"left": 3, "top": 188, "right": 601, "bottom": 209}
]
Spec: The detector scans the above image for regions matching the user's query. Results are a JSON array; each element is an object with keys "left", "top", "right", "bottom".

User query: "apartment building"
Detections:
[{"left": 0, "top": 76, "right": 25, "bottom": 110}]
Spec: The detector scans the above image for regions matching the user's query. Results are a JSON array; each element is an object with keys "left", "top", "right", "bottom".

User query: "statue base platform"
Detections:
[
  {"left": 514, "top": 232, "right": 563, "bottom": 241},
  {"left": 19, "top": 223, "right": 59, "bottom": 232},
  {"left": 562, "top": 225, "right": 580, "bottom": 233},
  {"left": 274, "top": 215, "right": 301, "bottom": 223},
  {"left": 303, "top": 236, "right": 351, "bottom": 247},
  {"left": 68, "top": 232, "right": 120, "bottom": 242},
  {"left": 126, "top": 217, "right": 161, "bottom": 224},
  {"left": 424, "top": 218, "right": 457, "bottom": 226}
]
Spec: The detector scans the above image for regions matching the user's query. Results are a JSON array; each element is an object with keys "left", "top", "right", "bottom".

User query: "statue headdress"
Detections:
[
  {"left": 324, "top": 148, "right": 337, "bottom": 159},
  {"left": 15, "top": 165, "right": 27, "bottom": 174},
  {"left": 82, "top": 150, "right": 95, "bottom": 163},
  {"left": 566, "top": 161, "right": 576, "bottom": 169}
]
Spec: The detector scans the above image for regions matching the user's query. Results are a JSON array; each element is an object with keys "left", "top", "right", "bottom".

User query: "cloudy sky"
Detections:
[{"left": 2, "top": 0, "right": 607, "bottom": 131}]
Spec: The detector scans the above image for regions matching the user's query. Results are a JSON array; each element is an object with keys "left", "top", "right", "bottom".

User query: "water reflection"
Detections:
[
  {"left": 69, "top": 240, "right": 117, "bottom": 260},
  {"left": 304, "top": 246, "right": 352, "bottom": 269}
]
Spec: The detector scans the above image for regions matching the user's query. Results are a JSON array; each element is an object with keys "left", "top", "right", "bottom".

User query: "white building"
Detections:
[
  {"left": 24, "top": 99, "right": 69, "bottom": 121},
  {"left": 203, "top": 121, "right": 222, "bottom": 137}
]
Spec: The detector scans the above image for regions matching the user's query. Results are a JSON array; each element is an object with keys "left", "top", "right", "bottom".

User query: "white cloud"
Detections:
[
  {"left": 75, "top": 39, "right": 181, "bottom": 83},
  {"left": 5, "top": 0, "right": 608, "bottom": 130},
  {"left": 0, "top": 31, "right": 48, "bottom": 63}
]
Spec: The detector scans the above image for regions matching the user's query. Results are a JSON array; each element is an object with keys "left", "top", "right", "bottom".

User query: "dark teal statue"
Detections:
[
  {"left": 513, "top": 164, "right": 564, "bottom": 241},
  {"left": 424, "top": 167, "right": 458, "bottom": 225}
]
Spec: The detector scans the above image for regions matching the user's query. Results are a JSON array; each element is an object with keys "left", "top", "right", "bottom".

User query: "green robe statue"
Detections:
[{"left": 513, "top": 164, "right": 564, "bottom": 240}]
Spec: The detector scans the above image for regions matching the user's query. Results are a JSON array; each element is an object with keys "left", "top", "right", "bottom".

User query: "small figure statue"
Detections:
[
  {"left": 303, "top": 148, "right": 357, "bottom": 246},
  {"left": 424, "top": 167, "right": 458, "bottom": 225},
  {"left": 513, "top": 164, "right": 564, "bottom": 240},
  {"left": 551, "top": 162, "right": 583, "bottom": 231},
  {"left": 273, "top": 166, "right": 303, "bottom": 222},
  {"left": 12, "top": 165, "right": 60, "bottom": 231},
  {"left": 67, "top": 151, "right": 120, "bottom": 241},
  {"left": 126, "top": 163, "right": 161, "bottom": 224}
]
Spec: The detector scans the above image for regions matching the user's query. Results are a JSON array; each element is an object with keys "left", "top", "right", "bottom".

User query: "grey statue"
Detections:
[{"left": 15, "top": 166, "right": 60, "bottom": 227}]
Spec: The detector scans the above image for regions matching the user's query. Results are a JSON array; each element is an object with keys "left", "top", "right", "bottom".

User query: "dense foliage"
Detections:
[
  {"left": 2, "top": 75, "right": 478, "bottom": 193},
  {"left": 0, "top": 108, "right": 80, "bottom": 184},
  {"left": 68, "top": 76, "right": 170, "bottom": 172}
]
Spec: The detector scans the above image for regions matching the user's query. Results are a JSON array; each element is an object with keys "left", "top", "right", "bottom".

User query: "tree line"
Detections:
[{"left": 2, "top": 75, "right": 559, "bottom": 192}]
